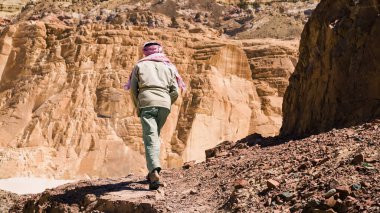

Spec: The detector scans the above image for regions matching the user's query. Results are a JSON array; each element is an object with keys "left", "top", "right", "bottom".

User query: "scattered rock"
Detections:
[
  {"left": 83, "top": 194, "right": 97, "bottom": 206},
  {"left": 279, "top": 192, "right": 295, "bottom": 202},
  {"left": 334, "top": 199, "right": 348, "bottom": 212},
  {"left": 351, "top": 184, "right": 362, "bottom": 191},
  {"left": 267, "top": 179, "right": 280, "bottom": 189},
  {"left": 325, "top": 196, "right": 336, "bottom": 208},
  {"left": 324, "top": 189, "right": 336, "bottom": 198},
  {"left": 233, "top": 179, "right": 249, "bottom": 189},
  {"left": 351, "top": 153, "right": 364, "bottom": 165},
  {"left": 335, "top": 186, "right": 351, "bottom": 198},
  {"left": 345, "top": 196, "right": 358, "bottom": 206},
  {"left": 360, "top": 181, "right": 370, "bottom": 188},
  {"left": 306, "top": 198, "right": 321, "bottom": 208},
  {"left": 183, "top": 161, "right": 196, "bottom": 169}
]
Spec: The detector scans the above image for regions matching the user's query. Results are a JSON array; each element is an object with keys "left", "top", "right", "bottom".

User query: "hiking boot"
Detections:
[{"left": 148, "top": 168, "right": 161, "bottom": 190}]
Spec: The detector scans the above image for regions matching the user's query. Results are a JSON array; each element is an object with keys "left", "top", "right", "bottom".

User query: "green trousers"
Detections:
[{"left": 140, "top": 107, "right": 170, "bottom": 173}]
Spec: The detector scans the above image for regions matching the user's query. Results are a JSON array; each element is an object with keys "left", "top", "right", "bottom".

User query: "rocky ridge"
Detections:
[{"left": 3, "top": 0, "right": 318, "bottom": 39}]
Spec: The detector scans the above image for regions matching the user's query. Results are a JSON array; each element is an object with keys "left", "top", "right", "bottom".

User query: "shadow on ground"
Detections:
[{"left": 40, "top": 180, "right": 149, "bottom": 205}]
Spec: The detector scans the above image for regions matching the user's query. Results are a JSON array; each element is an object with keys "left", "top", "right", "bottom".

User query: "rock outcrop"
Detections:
[
  {"left": 281, "top": 0, "right": 380, "bottom": 137},
  {"left": 0, "top": 15, "right": 298, "bottom": 178}
]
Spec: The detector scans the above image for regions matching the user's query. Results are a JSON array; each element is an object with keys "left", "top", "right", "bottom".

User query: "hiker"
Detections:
[{"left": 124, "top": 41, "right": 185, "bottom": 190}]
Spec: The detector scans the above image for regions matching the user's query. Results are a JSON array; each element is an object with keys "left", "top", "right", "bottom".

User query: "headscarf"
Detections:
[
  {"left": 124, "top": 41, "right": 186, "bottom": 91},
  {"left": 142, "top": 41, "right": 163, "bottom": 56}
]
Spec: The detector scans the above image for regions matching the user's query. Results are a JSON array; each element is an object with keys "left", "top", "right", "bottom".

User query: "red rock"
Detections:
[
  {"left": 182, "top": 160, "right": 196, "bottom": 169},
  {"left": 286, "top": 168, "right": 294, "bottom": 173},
  {"left": 351, "top": 154, "right": 364, "bottom": 165},
  {"left": 360, "top": 181, "right": 370, "bottom": 187},
  {"left": 325, "top": 196, "right": 337, "bottom": 208},
  {"left": 233, "top": 179, "right": 248, "bottom": 189},
  {"left": 336, "top": 186, "right": 351, "bottom": 198},
  {"left": 267, "top": 179, "right": 280, "bottom": 189},
  {"left": 345, "top": 196, "right": 358, "bottom": 207}
]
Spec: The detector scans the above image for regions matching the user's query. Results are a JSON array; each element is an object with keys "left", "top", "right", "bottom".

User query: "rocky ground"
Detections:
[
  {"left": 0, "top": 190, "right": 19, "bottom": 212},
  {"left": 11, "top": 119, "right": 380, "bottom": 212}
]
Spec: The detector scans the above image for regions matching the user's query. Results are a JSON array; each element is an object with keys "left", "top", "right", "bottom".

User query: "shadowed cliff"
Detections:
[{"left": 281, "top": 0, "right": 380, "bottom": 137}]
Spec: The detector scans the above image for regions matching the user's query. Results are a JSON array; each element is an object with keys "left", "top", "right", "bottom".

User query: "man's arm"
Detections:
[
  {"left": 130, "top": 66, "right": 139, "bottom": 108},
  {"left": 169, "top": 69, "right": 179, "bottom": 104}
]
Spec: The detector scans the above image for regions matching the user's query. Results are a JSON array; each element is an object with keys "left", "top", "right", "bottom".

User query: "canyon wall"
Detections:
[
  {"left": 0, "top": 19, "right": 297, "bottom": 178},
  {"left": 281, "top": 0, "right": 380, "bottom": 137},
  {"left": 0, "top": 0, "right": 303, "bottom": 178}
]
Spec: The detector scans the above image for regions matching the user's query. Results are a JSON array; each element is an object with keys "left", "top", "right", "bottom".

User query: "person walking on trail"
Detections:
[{"left": 125, "top": 41, "right": 186, "bottom": 190}]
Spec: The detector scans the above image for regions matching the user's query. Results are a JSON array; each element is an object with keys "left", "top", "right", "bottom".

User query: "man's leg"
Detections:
[
  {"left": 140, "top": 107, "right": 161, "bottom": 173},
  {"left": 156, "top": 107, "right": 170, "bottom": 136}
]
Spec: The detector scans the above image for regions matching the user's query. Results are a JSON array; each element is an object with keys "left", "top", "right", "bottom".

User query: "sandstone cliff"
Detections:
[
  {"left": 281, "top": 0, "right": 380, "bottom": 137},
  {"left": 0, "top": 0, "right": 300, "bottom": 179},
  {"left": 0, "top": 20, "right": 297, "bottom": 178}
]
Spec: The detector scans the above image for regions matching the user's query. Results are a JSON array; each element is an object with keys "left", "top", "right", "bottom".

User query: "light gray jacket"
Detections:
[{"left": 130, "top": 60, "right": 179, "bottom": 113}]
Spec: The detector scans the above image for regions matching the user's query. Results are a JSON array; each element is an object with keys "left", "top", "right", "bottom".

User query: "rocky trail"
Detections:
[{"left": 10, "top": 119, "right": 380, "bottom": 212}]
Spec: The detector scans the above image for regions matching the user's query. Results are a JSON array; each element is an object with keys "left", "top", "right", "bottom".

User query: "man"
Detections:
[{"left": 125, "top": 41, "right": 185, "bottom": 190}]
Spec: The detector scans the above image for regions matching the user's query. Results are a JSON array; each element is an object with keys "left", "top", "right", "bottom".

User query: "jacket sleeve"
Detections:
[
  {"left": 130, "top": 65, "right": 139, "bottom": 108},
  {"left": 168, "top": 69, "right": 179, "bottom": 104}
]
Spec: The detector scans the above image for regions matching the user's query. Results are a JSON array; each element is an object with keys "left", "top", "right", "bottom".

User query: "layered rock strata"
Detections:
[
  {"left": 0, "top": 16, "right": 297, "bottom": 178},
  {"left": 281, "top": 0, "right": 380, "bottom": 137}
]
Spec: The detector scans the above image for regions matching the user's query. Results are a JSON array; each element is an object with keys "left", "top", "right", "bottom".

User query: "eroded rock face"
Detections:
[
  {"left": 0, "top": 17, "right": 297, "bottom": 178},
  {"left": 281, "top": 0, "right": 380, "bottom": 137}
]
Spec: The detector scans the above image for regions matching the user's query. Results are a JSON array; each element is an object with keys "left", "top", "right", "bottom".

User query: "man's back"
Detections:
[{"left": 130, "top": 61, "right": 178, "bottom": 110}]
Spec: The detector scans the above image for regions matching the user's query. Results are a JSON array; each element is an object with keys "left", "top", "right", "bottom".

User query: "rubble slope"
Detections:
[{"left": 14, "top": 119, "right": 380, "bottom": 212}]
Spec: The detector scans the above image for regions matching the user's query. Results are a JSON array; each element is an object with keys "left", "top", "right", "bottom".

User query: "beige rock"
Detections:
[
  {"left": 0, "top": 20, "right": 298, "bottom": 178},
  {"left": 267, "top": 179, "right": 280, "bottom": 189}
]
